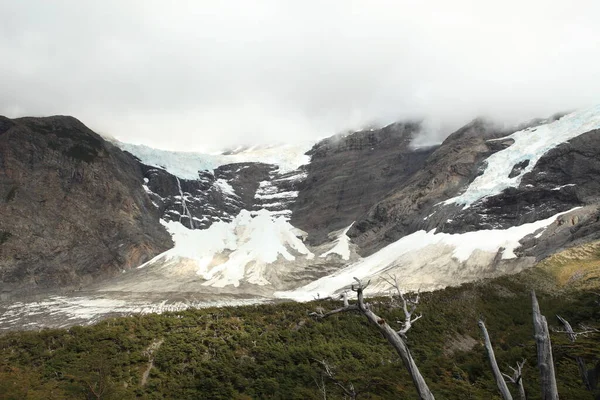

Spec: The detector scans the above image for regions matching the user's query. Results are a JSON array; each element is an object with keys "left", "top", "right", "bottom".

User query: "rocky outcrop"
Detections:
[
  {"left": 291, "top": 122, "right": 436, "bottom": 245},
  {"left": 137, "top": 159, "right": 306, "bottom": 230},
  {"left": 139, "top": 162, "right": 275, "bottom": 229},
  {"left": 0, "top": 115, "right": 172, "bottom": 293},
  {"left": 347, "top": 118, "right": 514, "bottom": 254}
]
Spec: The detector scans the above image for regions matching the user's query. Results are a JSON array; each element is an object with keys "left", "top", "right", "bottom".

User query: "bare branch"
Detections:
[
  {"left": 556, "top": 315, "right": 577, "bottom": 343},
  {"left": 351, "top": 277, "right": 371, "bottom": 294},
  {"left": 310, "top": 304, "right": 359, "bottom": 318},
  {"left": 555, "top": 315, "right": 596, "bottom": 391},
  {"left": 382, "top": 274, "right": 422, "bottom": 337},
  {"left": 313, "top": 375, "right": 327, "bottom": 400},
  {"left": 313, "top": 359, "right": 358, "bottom": 400},
  {"left": 341, "top": 291, "right": 349, "bottom": 308},
  {"left": 501, "top": 359, "right": 526, "bottom": 400},
  {"left": 554, "top": 315, "right": 599, "bottom": 341},
  {"left": 310, "top": 291, "right": 360, "bottom": 318}
]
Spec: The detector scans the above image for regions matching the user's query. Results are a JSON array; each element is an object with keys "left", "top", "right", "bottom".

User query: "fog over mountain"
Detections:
[{"left": 1, "top": 1, "right": 599, "bottom": 151}]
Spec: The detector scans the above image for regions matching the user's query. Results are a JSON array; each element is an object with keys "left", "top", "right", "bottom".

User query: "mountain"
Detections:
[
  {"left": 0, "top": 116, "right": 172, "bottom": 295},
  {"left": 1, "top": 106, "right": 600, "bottom": 329}
]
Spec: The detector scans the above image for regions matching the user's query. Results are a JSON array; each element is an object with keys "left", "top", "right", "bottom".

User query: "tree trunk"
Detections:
[
  {"left": 356, "top": 286, "right": 434, "bottom": 400},
  {"left": 576, "top": 358, "right": 592, "bottom": 391},
  {"left": 478, "top": 320, "right": 513, "bottom": 400},
  {"left": 517, "top": 379, "right": 526, "bottom": 400},
  {"left": 313, "top": 279, "right": 435, "bottom": 399},
  {"left": 531, "top": 291, "right": 559, "bottom": 400}
]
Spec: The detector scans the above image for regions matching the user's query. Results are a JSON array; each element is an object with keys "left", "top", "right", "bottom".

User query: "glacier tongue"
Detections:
[{"left": 444, "top": 105, "right": 600, "bottom": 207}]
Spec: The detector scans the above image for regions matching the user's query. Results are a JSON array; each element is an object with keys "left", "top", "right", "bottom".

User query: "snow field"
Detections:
[{"left": 277, "top": 208, "right": 579, "bottom": 301}]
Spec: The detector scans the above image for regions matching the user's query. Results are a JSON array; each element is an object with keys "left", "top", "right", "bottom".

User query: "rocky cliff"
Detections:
[
  {"left": 0, "top": 116, "right": 172, "bottom": 294},
  {"left": 291, "top": 121, "right": 436, "bottom": 246}
]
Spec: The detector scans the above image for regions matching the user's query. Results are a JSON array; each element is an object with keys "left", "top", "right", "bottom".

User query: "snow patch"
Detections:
[
  {"left": 215, "top": 179, "right": 238, "bottom": 197},
  {"left": 0, "top": 296, "right": 269, "bottom": 330},
  {"left": 255, "top": 190, "right": 299, "bottom": 200},
  {"left": 320, "top": 223, "right": 353, "bottom": 261},
  {"left": 551, "top": 184, "right": 576, "bottom": 191}
]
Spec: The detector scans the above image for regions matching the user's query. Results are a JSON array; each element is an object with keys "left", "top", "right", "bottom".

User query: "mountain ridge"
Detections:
[{"left": 2, "top": 106, "right": 600, "bottom": 329}]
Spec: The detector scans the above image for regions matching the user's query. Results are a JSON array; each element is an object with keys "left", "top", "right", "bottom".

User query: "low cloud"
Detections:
[{"left": 1, "top": 1, "right": 599, "bottom": 151}]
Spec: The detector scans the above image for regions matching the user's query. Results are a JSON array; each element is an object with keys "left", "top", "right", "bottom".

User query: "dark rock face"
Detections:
[
  {"left": 138, "top": 162, "right": 274, "bottom": 230},
  {"left": 291, "top": 122, "right": 436, "bottom": 245},
  {"left": 137, "top": 160, "right": 304, "bottom": 230},
  {"left": 439, "top": 129, "right": 600, "bottom": 235},
  {"left": 346, "top": 116, "right": 586, "bottom": 256},
  {"left": 0, "top": 116, "right": 172, "bottom": 292},
  {"left": 347, "top": 118, "right": 514, "bottom": 255},
  {"left": 508, "top": 159, "right": 530, "bottom": 178},
  {"left": 518, "top": 205, "right": 600, "bottom": 262}
]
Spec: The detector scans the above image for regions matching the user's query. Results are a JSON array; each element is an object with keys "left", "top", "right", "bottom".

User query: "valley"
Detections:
[{"left": 2, "top": 106, "right": 600, "bottom": 333}]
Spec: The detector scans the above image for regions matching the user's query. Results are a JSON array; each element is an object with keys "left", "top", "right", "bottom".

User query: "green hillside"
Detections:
[{"left": 1, "top": 247, "right": 599, "bottom": 399}]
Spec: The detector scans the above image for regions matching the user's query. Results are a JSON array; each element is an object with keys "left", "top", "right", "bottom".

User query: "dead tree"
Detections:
[
  {"left": 531, "top": 290, "right": 559, "bottom": 400},
  {"left": 311, "top": 277, "right": 435, "bottom": 400},
  {"left": 313, "top": 374, "right": 328, "bottom": 400},
  {"left": 556, "top": 314, "right": 600, "bottom": 392},
  {"left": 383, "top": 275, "right": 422, "bottom": 338},
  {"left": 502, "top": 360, "right": 527, "bottom": 400},
  {"left": 313, "top": 359, "right": 358, "bottom": 400},
  {"left": 478, "top": 320, "right": 513, "bottom": 400}
]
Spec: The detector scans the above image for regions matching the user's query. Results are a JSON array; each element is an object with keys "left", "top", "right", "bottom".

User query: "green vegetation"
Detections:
[
  {"left": 0, "top": 230, "right": 12, "bottom": 245},
  {"left": 1, "top": 264, "right": 599, "bottom": 399}
]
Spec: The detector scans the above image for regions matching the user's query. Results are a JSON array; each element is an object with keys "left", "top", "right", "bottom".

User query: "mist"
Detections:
[{"left": 1, "top": 1, "right": 599, "bottom": 151}]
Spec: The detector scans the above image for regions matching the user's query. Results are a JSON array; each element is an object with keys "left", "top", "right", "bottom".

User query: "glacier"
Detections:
[
  {"left": 138, "top": 209, "right": 314, "bottom": 288},
  {"left": 444, "top": 105, "right": 600, "bottom": 207},
  {"left": 116, "top": 141, "right": 313, "bottom": 179}
]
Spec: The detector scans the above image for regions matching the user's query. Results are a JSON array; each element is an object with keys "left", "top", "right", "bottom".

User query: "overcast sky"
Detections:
[{"left": 1, "top": 1, "right": 599, "bottom": 151}]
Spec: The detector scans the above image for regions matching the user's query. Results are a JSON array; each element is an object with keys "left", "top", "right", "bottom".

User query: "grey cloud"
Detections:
[{"left": 1, "top": 1, "right": 599, "bottom": 151}]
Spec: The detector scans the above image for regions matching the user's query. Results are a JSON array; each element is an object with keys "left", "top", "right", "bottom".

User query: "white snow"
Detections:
[
  {"left": 175, "top": 177, "right": 195, "bottom": 229},
  {"left": 255, "top": 180, "right": 278, "bottom": 197},
  {"left": 0, "top": 296, "right": 269, "bottom": 330},
  {"left": 117, "top": 141, "right": 313, "bottom": 180},
  {"left": 320, "top": 223, "right": 353, "bottom": 261},
  {"left": 551, "top": 184, "right": 576, "bottom": 191},
  {"left": 277, "top": 208, "right": 579, "bottom": 301},
  {"left": 444, "top": 106, "right": 600, "bottom": 207},
  {"left": 215, "top": 179, "right": 238, "bottom": 197},
  {"left": 253, "top": 180, "right": 299, "bottom": 220},
  {"left": 140, "top": 209, "right": 314, "bottom": 288},
  {"left": 273, "top": 170, "right": 308, "bottom": 182},
  {"left": 255, "top": 190, "right": 299, "bottom": 200}
]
